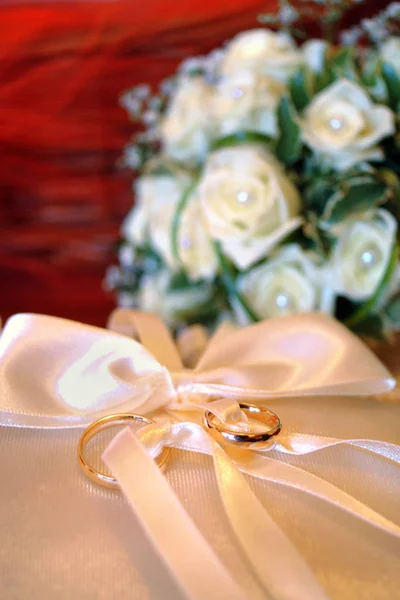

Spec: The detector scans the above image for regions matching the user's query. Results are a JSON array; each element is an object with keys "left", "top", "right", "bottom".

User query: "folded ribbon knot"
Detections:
[
  {"left": 0, "top": 309, "right": 395, "bottom": 427},
  {"left": 0, "top": 309, "right": 399, "bottom": 600}
]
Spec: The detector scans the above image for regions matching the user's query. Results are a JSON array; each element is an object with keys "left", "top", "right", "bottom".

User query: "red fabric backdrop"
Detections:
[{"left": 0, "top": 0, "right": 388, "bottom": 326}]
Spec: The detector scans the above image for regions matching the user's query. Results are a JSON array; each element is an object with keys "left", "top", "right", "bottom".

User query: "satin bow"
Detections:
[{"left": 0, "top": 309, "right": 399, "bottom": 600}]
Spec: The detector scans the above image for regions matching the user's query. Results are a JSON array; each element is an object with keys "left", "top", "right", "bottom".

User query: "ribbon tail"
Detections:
[
  {"left": 120, "top": 422, "right": 329, "bottom": 600},
  {"left": 0, "top": 410, "right": 90, "bottom": 428},
  {"left": 276, "top": 433, "right": 400, "bottom": 463},
  {"left": 350, "top": 440, "right": 400, "bottom": 464},
  {"left": 147, "top": 424, "right": 400, "bottom": 542},
  {"left": 234, "top": 452, "right": 400, "bottom": 540},
  {"left": 210, "top": 439, "right": 330, "bottom": 600},
  {"left": 103, "top": 427, "right": 247, "bottom": 600}
]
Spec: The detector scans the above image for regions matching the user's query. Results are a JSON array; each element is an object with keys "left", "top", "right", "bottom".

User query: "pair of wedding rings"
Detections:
[{"left": 78, "top": 403, "right": 282, "bottom": 489}]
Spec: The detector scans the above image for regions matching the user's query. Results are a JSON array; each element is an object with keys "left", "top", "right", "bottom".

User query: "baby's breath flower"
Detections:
[
  {"left": 121, "top": 145, "right": 142, "bottom": 169},
  {"left": 133, "top": 84, "right": 151, "bottom": 99},
  {"left": 120, "top": 91, "right": 142, "bottom": 116}
]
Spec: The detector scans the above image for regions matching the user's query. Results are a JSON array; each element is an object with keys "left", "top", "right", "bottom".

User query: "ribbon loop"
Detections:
[{"left": 0, "top": 310, "right": 395, "bottom": 429}]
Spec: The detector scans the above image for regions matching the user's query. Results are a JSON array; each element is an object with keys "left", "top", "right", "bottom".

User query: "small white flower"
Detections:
[
  {"left": 105, "top": 266, "right": 121, "bottom": 291},
  {"left": 386, "top": 3, "right": 400, "bottom": 19},
  {"left": 380, "top": 37, "right": 400, "bottom": 77},
  {"left": 139, "top": 271, "right": 213, "bottom": 327},
  {"left": 179, "top": 57, "right": 205, "bottom": 74},
  {"left": 122, "top": 145, "right": 142, "bottom": 169},
  {"left": 118, "top": 245, "right": 136, "bottom": 268},
  {"left": 160, "top": 76, "right": 213, "bottom": 162},
  {"left": 302, "top": 79, "right": 395, "bottom": 170},
  {"left": 361, "top": 18, "right": 388, "bottom": 45},
  {"left": 160, "top": 77, "right": 175, "bottom": 96},
  {"left": 302, "top": 39, "right": 329, "bottom": 73},
  {"left": 211, "top": 72, "right": 285, "bottom": 138},
  {"left": 120, "top": 91, "right": 142, "bottom": 116},
  {"left": 133, "top": 84, "right": 151, "bottom": 99},
  {"left": 203, "top": 48, "right": 225, "bottom": 82},
  {"left": 328, "top": 209, "right": 397, "bottom": 301},
  {"left": 117, "top": 291, "right": 138, "bottom": 309},
  {"left": 340, "top": 27, "right": 363, "bottom": 47},
  {"left": 198, "top": 146, "right": 301, "bottom": 269},
  {"left": 221, "top": 29, "right": 303, "bottom": 83},
  {"left": 279, "top": 4, "right": 299, "bottom": 26},
  {"left": 238, "top": 245, "right": 332, "bottom": 319},
  {"left": 142, "top": 110, "right": 158, "bottom": 126}
]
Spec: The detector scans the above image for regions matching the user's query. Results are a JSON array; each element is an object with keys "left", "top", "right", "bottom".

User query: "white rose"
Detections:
[
  {"left": 198, "top": 145, "right": 301, "bottom": 269},
  {"left": 160, "top": 76, "right": 213, "bottom": 162},
  {"left": 211, "top": 72, "right": 285, "bottom": 138},
  {"left": 177, "top": 194, "right": 218, "bottom": 281},
  {"left": 302, "top": 79, "right": 395, "bottom": 171},
  {"left": 221, "top": 29, "right": 302, "bottom": 83},
  {"left": 328, "top": 209, "right": 397, "bottom": 301},
  {"left": 122, "top": 174, "right": 190, "bottom": 268},
  {"left": 302, "top": 39, "right": 329, "bottom": 73},
  {"left": 138, "top": 271, "right": 213, "bottom": 327},
  {"left": 380, "top": 37, "right": 400, "bottom": 77},
  {"left": 238, "top": 244, "right": 333, "bottom": 320}
]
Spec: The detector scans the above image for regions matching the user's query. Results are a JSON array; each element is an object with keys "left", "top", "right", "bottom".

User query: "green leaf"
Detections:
[
  {"left": 214, "top": 243, "right": 258, "bottom": 323},
  {"left": 143, "top": 163, "right": 175, "bottom": 177},
  {"left": 290, "top": 68, "right": 313, "bottom": 111},
  {"left": 303, "top": 215, "right": 334, "bottom": 257},
  {"left": 328, "top": 48, "right": 355, "bottom": 80},
  {"left": 312, "top": 47, "right": 338, "bottom": 92},
  {"left": 320, "top": 48, "right": 358, "bottom": 89},
  {"left": 171, "top": 178, "right": 199, "bottom": 262},
  {"left": 143, "top": 158, "right": 198, "bottom": 180},
  {"left": 211, "top": 130, "right": 273, "bottom": 152},
  {"left": 174, "top": 286, "right": 227, "bottom": 327},
  {"left": 304, "top": 177, "right": 336, "bottom": 215},
  {"left": 134, "top": 245, "right": 163, "bottom": 273},
  {"left": 315, "top": 66, "right": 333, "bottom": 93},
  {"left": 321, "top": 178, "right": 389, "bottom": 225},
  {"left": 350, "top": 314, "right": 390, "bottom": 342},
  {"left": 331, "top": 48, "right": 351, "bottom": 69},
  {"left": 345, "top": 240, "right": 399, "bottom": 328},
  {"left": 168, "top": 271, "right": 193, "bottom": 291},
  {"left": 362, "top": 65, "right": 377, "bottom": 88},
  {"left": 385, "top": 292, "right": 400, "bottom": 327},
  {"left": 379, "top": 168, "right": 400, "bottom": 218},
  {"left": 381, "top": 62, "right": 400, "bottom": 111},
  {"left": 275, "top": 97, "right": 301, "bottom": 165},
  {"left": 361, "top": 53, "right": 386, "bottom": 102},
  {"left": 379, "top": 168, "right": 400, "bottom": 198}
]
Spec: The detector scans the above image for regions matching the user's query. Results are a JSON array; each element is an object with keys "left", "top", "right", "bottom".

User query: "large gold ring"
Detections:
[
  {"left": 78, "top": 413, "right": 170, "bottom": 489},
  {"left": 203, "top": 403, "right": 281, "bottom": 450}
]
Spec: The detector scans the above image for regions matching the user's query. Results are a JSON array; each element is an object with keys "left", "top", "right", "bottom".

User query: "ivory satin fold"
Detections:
[{"left": 0, "top": 310, "right": 400, "bottom": 599}]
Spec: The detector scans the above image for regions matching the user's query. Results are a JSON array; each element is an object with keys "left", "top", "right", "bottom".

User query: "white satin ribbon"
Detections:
[{"left": 0, "top": 309, "right": 398, "bottom": 600}]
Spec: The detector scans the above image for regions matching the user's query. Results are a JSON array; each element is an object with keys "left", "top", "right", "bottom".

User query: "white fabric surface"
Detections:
[
  {"left": 2, "top": 399, "right": 400, "bottom": 599},
  {"left": 0, "top": 311, "right": 400, "bottom": 599}
]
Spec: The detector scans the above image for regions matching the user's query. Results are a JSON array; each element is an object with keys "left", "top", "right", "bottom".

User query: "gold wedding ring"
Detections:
[
  {"left": 78, "top": 413, "right": 170, "bottom": 489},
  {"left": 203, "top": 402, "right": 282, "bottom": 450}
]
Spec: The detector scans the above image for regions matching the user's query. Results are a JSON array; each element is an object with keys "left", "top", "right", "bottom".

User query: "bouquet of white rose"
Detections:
[{"left": 108, "top": 1, "right": 400, "bottom": 340}]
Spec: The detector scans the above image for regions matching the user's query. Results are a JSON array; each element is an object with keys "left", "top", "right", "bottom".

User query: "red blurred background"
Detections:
[{"left": 0, "top": 0, "right": 389, "bottom": 327}]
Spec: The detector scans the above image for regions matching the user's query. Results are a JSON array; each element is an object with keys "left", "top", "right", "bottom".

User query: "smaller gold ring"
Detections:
[
  {"left": 203, "top": 403, "right": 281, "bottom": 450},
  {"left": 78, "top": 413, "right": 170, "bottom": 489}
]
